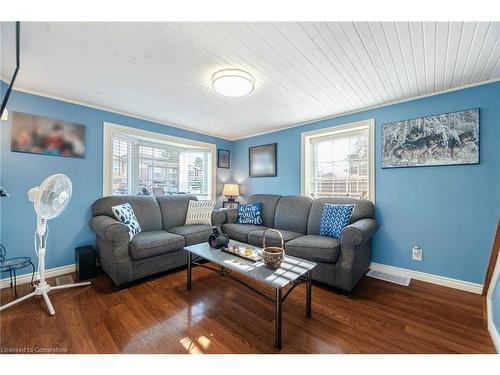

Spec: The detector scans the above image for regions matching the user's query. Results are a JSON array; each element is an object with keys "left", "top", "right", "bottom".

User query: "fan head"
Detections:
[{"left": 28, "top": 174, "right": 72, "bottom": 220}]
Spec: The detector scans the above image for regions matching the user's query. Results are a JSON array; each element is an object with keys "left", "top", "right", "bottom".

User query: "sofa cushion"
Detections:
[
  {"left": 273, "top": 196, "right": 313, "bottom": 234},
  {"left": 222, "top": 223, "right": 268, "bottom": 243},
  {"left": 247, "top": 194, "right": 281, "bottom": 228},
  {"left": 185, "top": 200, "right": 215, "bottom": 225},
  {"left": 156, "top": 194, "right": 198, "bottom": 230},
  {"left": 168, "top": 225, "right": 212, "bottom": 246},
  {"left": 92, "top": 195, "right": 162, "bottom": 232},
  {"left": 247, "top": 229, "right": 303, "bottom": 248},
  {"left": 129, "top": 231, "right": 185, "bottom": 260},
  {"left": 319, "top": 203, "right": 355, "bottom": 239},
  {"left": 307, "top": 197, "right": 375, "bottom": 235},
  {"left": 236, "top": 202, "right": 263, "bottom": 225},
  {"left": 285, "top": 235, "right": 341, "bottom": 263},
  {"left": 111, "top": 203, "right": 142, "bottom": 240}
]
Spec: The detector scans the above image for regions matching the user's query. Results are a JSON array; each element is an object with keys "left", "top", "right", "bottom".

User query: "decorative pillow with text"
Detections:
[{"left": 236, "top": 202, "right": 263, "bottom": 225}]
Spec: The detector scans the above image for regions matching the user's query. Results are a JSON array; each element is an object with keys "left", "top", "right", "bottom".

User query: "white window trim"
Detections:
[
  {"left": 300, "top": 119, "right": 375, "bottom": 203},
  {"left": 103, "top": 122, "right": 216, "bottom": 200}
]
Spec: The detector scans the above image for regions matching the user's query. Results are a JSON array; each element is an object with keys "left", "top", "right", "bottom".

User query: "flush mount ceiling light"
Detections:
[{"left": 211, "top": 69, "right": 255, "bottom": 97}]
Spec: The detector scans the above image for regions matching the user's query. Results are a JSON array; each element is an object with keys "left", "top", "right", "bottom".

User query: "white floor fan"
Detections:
[{"left": 0, "top": 174, "right": 91, "bottom": 316}]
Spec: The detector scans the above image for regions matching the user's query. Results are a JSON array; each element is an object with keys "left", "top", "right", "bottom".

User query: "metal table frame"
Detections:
[{"left": 186, "top": 251, "right": 312, "bottom": 350}]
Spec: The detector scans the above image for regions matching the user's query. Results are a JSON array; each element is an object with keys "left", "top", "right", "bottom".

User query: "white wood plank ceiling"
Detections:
[{"left": 1, "top": 22, "right": 499, "bottom": 140}]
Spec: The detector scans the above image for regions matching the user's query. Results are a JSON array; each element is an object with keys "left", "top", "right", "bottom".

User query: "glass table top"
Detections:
[
  {"left": 0, "top": 256, "right": 32, "bottom": 270},
  {"left": 184, "top": 240, "right": 316, "bottom": 289}
]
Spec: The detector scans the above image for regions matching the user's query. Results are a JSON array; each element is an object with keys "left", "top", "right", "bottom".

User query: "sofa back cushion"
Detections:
[
  {"left": 156, "top": 194, "right": 198, "bottom": 230},
  {"left": 92, "top": 195, "right": 162, "bottom": 232},
  {"left": 248, "top": 194, "right": 281, "bottom": 228},
  {"left": 307, "top": 197, "right": 375, "bottom": 235},
  {"left": 273, "top": 196, "right": 313, "bottom": 234}
]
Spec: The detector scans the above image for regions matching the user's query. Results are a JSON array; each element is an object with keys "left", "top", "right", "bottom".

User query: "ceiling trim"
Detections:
[
  {"left": 2, "top": 77, "right": 500, "bottom": 142},
  {"left": 233, "top": 77, "right": 500, "bottom": 141}
]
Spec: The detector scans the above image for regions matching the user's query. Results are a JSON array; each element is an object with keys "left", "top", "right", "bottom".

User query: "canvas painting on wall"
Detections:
[
  {"left": 249, "top": 143, "right": 277, "bottom": 177},
  {"left": 11, "top": 112, "right": 86, "bottom": 158},
  {"left": 217, "top": 149, "right": 230, "bottom": 169},
  {"left": 381, "top": 109, "right": 479, "bottom": 168}
]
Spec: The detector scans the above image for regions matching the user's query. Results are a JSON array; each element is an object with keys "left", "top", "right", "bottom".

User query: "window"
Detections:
[
  {"left": 301, "top": 119, "right": 374, "bottom": 201},
  {"left": 103, "top": 123, "right": 215, "bottom": 200}
]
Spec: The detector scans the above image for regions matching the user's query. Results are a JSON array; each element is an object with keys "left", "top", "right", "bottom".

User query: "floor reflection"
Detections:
[
  {"left": 120, "top": 293, "right": 217, "bottom": 353},
  {"left": 179, "top": 335, "right": 211, "bottom": 354}
]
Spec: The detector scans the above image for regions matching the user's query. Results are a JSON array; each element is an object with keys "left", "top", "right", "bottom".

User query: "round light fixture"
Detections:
[{"left": 211, "top": 69, "right": 255, "bottom": 97}]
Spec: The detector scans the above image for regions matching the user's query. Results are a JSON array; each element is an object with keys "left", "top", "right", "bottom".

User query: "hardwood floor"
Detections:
[{"left": 0, "top": 265, "right": 495, "bottom": 354}]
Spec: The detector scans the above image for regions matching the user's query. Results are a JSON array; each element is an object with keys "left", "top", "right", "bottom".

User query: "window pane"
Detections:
[
  {"left": 332, "top": 137, "right": 349, "bottom": 161},
  {"left": 112, "top": 138, "right": 129, "bottom": 195},
  {"left": 138, "top": 144, "right": 181, "bottom": 196},
  {"left": 110, "top": 132, "right": 211, "bottom": 200},
  {"left": 186, "top": 151, "right": 209, "bottom": 199},
  {"left": 311, "top": 129, "right": 369, "bottom": 199}
]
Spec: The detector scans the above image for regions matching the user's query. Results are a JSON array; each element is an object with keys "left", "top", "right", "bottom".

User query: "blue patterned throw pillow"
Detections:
[
  {"left": 319, "top": 203, "right": 355, "bottom": 239},
  {"left": 236, "top": 202, "right": 263, "bottom": 225},
  {"left": 111, "top": 203, "right": 142, "bottom": 240}
]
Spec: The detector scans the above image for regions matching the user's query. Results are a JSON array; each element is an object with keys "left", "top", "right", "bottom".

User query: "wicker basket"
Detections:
[{"left": 261, "top": 229, "right": 285, "bottom": 269}]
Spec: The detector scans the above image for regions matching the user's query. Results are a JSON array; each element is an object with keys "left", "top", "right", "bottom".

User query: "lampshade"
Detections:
[{"left": 222, "top": 183, "right": 240, "bottom": 196}]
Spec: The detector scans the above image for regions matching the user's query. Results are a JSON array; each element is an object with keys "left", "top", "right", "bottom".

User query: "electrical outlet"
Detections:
[{"left": 412, "top": 245, "right": 423, "bottom": 261}]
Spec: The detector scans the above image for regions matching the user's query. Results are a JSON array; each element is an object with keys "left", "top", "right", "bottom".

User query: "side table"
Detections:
[{"left": 0, "top": 244, "right": 35, "bottom": 297}]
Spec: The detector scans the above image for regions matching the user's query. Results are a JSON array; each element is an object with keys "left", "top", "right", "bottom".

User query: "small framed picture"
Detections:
[
  {"left": 222, "top": 201, "right": 239, "bottom": 209},
  {"left": 249, "top": 143, "right": 277, "bottom": 177},
  {"left": 217, "top": 149, "right": 230, "bottom": 169}
]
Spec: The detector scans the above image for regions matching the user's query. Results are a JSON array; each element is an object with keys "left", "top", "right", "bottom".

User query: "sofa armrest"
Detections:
[
  {"left": 212, "top": 210, "right": 226, "bottom": 227},
  {"left": 341, "top": 218, "right": 378, "bottom": 247},
  {"left": 220, "top": 208, "right": 239, "bottom": 224},
  {"left": 89, "top": 215, "right": 129, "bottom": 244}
]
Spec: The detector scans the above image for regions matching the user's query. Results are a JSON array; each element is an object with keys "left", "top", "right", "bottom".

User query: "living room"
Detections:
[{"left": 1, "top": 0, "right": 500, "bottom": 372}]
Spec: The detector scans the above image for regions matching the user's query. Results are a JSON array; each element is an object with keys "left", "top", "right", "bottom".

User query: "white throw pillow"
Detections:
[
  {"left": 111, "top": 203, "right": 142, "bottom": 240},
  {"left": 185, "top": 200, "right": 215, "bottom": 225}
]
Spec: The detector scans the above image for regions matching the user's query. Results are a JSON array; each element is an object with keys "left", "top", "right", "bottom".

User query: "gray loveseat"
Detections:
[
  {"left": 222, "top": 194, "right": 378, "bottom": 293},
  {"left": 89, "top": 194, "right": 224, "bottom": 287}
]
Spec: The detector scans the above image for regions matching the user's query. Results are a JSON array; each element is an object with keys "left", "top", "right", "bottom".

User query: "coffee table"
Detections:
[{"left": 184, "top": 240, "right": 317, "bottom": 350}]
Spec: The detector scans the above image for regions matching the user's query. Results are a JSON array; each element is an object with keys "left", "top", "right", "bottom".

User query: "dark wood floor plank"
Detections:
[{"left": 0, "top": 264, "right": 495, "bottom": 354}]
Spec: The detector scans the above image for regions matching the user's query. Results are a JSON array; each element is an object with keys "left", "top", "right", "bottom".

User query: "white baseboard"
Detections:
[
  {"left": 486, "top": 253, "right": 500, "bottom": 353},
  {"left": 487, "top": 299, "right": 500, "bottom": 353},
  {"left": 369, "top": 262, "right": 484, "bottom": 294},
  {"left": 0, "top": 264, "right": 76, "bottom": 289}
]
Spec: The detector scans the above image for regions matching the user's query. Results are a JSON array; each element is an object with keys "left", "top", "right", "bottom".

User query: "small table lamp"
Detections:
[{"left": 222, "top": 183, "right": 240, "bottom": 203}]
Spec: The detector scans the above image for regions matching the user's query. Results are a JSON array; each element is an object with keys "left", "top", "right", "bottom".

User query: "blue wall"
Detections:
[
  {"left": 1, "top": 81, "right": 499, "bottom": 285},
  {"left": 0, "top": 84, "right": 232, "bottom": 275},
  {"left": 232, "top": 82, "right": 500, "bottom": 284}
]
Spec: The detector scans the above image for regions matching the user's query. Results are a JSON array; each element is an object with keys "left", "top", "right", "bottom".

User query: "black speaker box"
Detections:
[{"left": 75, "top": 245, "right": 97, "bottom": 280}]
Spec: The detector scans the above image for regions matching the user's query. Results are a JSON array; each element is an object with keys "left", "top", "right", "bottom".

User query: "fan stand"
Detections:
[{"left": 0, "top": 221, "right": 91, "bottom": 316}]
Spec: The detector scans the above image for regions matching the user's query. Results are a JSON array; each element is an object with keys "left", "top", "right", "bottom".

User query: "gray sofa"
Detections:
[
  {"left": 222, "top": 194, "right": 378, "bottom": 293},
  {"left": 89, "top": 194, "right": 224, "bottom": 287}
]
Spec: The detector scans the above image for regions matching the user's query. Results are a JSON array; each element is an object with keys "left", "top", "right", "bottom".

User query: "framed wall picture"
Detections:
[
  {"left": 11, "top": 111, "right": 86, "bottom": 158},
  {"left": 217, "top": 149, "right": 230, "bottom": 169},
  {"left": 249, "top": 143, "right": 277, "bottom": 177},
  {"left": 382, "top": 108, "right": 479, "bottom": 168},
  {"left": 222, "top": 201, "right": 240, "bottom": 209}
]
